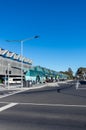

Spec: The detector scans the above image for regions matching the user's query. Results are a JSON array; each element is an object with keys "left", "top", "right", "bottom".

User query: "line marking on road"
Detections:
[
  {"left": 0, "top": 102, "right": 86, "bottom": 108},
  {"left": 77, "top": 88, "right": 86, "bottom": 90},
  {"left": 19, "top": 103, "right": 86, "bottom": 108},
  {"left": 0, "top": 103, "right": 18, "bottom": 112},
  {"left": 0, "top": 89, "right": 30, "bottom": 99}
]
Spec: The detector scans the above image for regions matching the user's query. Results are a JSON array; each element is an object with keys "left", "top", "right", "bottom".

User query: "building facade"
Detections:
[
  {"left": 0, "top": 48, "right": 69, "bottom": 85},
  {"left": 0, "top": 48, "right": 32, "bottom": 83}
]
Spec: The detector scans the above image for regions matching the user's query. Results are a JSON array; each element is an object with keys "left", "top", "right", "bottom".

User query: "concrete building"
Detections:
[
  {"left": 0, "top": 48, "right": 32, "bottom": 84},
  {"left": 0, "top": 48, "right": 69, "bottom": 86}
]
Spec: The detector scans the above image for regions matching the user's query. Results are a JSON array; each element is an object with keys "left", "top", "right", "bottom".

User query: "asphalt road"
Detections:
[{"left": 0, "top": 81, "right": 86, "bottom": 130}]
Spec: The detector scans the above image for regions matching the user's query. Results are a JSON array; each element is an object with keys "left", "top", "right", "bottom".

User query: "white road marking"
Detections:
[
  {"left": 75, "top": 81, "right": 80, "bottom": 89},
  {"left": 0, "top": 89, "right": 30, "bottom": 99},
  {"left": 0, "top": 102, "right": 86, "bottom": 108},
  {"left": 0, "top": 103, "right": 18, "bottom": 112},
  {"left": 77, "top": 88, "right": 86, "bottom": 90},
  {"left": 19, "top": 102, "right": 86, "bottom": 108}
]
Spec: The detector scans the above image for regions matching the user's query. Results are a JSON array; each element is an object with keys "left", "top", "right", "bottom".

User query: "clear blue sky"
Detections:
[{"left": 0, "top": 0, "right": 86, "bottom": 73}]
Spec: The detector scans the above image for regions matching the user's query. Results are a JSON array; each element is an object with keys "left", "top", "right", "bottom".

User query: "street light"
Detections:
[
  {"left": 7, "top": 63, "right": 10, "bottom": 89},
  {"left": 6, "top": 35, "right": 39, "bottom": 87}
]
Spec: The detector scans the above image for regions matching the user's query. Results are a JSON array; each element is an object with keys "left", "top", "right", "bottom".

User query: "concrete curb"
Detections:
[
  {"left": 0, "top": 81, "right": 73, "bottom": 98},
  {"left": 0, "top": 80, "right": 72, "bottom": 91}
]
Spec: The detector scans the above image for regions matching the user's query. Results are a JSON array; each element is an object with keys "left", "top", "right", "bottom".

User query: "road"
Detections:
[{"left": 0, "top": 81, "right": 86, "bottom": 130}]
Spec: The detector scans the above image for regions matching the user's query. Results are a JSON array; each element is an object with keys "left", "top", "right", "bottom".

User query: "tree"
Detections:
[
  {"left": 68, "top": 68, "right": 73, "bottom": 75},
  {"left": 59, "top": 67, "right": 74, "bottom": 79},
  {"left": 67, "top": 67, "right": 73, "bottom": 79}
]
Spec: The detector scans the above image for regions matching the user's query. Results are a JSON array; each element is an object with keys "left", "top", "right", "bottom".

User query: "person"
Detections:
[{"left": 36, "top": 75, "right": 40, "bottom": 83}]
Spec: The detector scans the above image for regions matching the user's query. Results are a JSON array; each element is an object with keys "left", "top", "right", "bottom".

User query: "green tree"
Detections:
[{"left": 59, "top": 67, "right": 74, "bottom": 79}]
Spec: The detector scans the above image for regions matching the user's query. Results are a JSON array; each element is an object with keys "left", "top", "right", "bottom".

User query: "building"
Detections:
[
  {"left": 0, "top": 48, "right": 32, "bottom": 84},
  {"left": 0, "top": 48, "right": 69, "bottom": 85},
  {"left": 25, "top": 66, "right": 67, "bottom": 83}
]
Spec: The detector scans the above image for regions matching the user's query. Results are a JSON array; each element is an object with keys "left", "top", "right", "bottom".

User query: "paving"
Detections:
[
  {"left": 0, "top": 82, "right": 57, "bottom": 98},
  {"left": 0, "top": 81, "right": 71, "bottom": 98}
]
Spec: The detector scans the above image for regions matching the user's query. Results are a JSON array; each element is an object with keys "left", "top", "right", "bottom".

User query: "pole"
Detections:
[
  {"left": 5, "top": 70, "right": 6, "bottom": 86},
  {"left": 8, "top": 64, "right": 10, "bottom": 89},
  {"left": 6, "top": 35, "right": 39, "bottom": 88},
  {"left": 21, "top": 41, "right": 23, "bottom": 87}
]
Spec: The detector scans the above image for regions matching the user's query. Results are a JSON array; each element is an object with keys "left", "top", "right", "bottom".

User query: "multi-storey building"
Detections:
[{"left": 0, "top": 48, "right": 32, "bottom": 84}]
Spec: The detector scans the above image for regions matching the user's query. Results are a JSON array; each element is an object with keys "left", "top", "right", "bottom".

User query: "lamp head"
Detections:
[{"left": 34, "top": 35, "right": 40, "bottom": 39}]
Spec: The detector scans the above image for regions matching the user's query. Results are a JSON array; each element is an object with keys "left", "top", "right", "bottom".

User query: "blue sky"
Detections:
[{"left": 0, "top": 0, "right": 86, "bottom": 73}]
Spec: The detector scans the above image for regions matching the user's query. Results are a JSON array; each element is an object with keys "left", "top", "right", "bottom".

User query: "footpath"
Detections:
[{"left": 0, "top": 80, "right": 72, "bottom": 98}]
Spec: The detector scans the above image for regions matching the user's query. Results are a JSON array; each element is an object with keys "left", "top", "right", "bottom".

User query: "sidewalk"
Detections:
[
  {"left": 0, "top": 80, "right": 72, "bottom": 98},
  {"left": 0, "top": 80, "right": 72, "bottom": 90}
]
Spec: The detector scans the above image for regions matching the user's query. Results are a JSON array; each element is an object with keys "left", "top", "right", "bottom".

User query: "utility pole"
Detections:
[{"left": 6, "top": 35, "right": 39, "bottom": 87}]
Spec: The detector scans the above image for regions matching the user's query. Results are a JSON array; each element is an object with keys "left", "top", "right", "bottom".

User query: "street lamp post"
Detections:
[
  {"left": 5, "top": 69, "right": 7, "bottom": 86},
  {"left": 8, "top": 63, "right": 10, "bottom": 89},
  {"left": 6, "top": 35, "right": 39, "bottom": 87}
]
